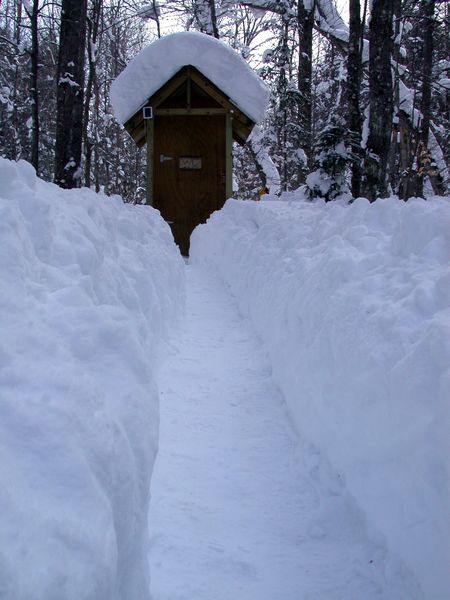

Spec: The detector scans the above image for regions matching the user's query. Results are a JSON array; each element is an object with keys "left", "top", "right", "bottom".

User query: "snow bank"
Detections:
[
  {"left": 110, "top": 31, "right": 269, "bottom": 125},
  {"left": 190, "top": 196, "right": 450, "bottom": 599},
  {"left": 0, "top": 158, "right": 184, "bottom": 600}
]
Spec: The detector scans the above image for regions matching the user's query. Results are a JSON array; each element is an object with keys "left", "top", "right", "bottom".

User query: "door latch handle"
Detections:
[{"left": 160, "top": 154, "right": 174, "bottom": 163}]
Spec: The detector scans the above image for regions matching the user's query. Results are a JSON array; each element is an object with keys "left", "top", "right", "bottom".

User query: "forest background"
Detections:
[{"left": 0, "top": 0, "right": 449, "bottom": 204}]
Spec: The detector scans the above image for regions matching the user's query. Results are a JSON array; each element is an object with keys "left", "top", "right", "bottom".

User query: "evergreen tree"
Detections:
[{"left": 306, "top": 123, "right": 351, "bottom": 201}]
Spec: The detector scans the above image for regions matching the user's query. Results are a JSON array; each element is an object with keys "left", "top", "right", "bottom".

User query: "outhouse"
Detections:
[{"left": 110, "top": 31, "right": 269, "bottom": 255}]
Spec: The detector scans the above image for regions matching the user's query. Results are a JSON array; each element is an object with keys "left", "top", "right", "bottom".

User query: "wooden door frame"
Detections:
[
  {"left": 146, "top": 110, "right": 232, "bottom": 206},
  {"left": 153, "top": 114, "right": 227, "bottom": 255},
  {"left": 145, "top": 118, "right": 154, "bottom": 206}
]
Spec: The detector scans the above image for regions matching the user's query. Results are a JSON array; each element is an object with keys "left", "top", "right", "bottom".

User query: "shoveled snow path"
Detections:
[{"left": 148, "top": 264, "right": 413, "bottom": 600}]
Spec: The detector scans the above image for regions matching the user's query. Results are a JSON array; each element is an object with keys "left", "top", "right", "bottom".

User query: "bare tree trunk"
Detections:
[
  {"left": 415, "top": 0, "right": 435, "bottom": 197},
  {"left": 12, "top": 0, "right": 23, "bottom": 160},
  {"left": 208, "top": 0, "right": 219, "bottom": 38},
  {"left": 398, "top": 110, "right": 417, "bottom": 199},
  {"left": 346, "top": 0, "right": 363, "bottom": 197},
  {"left": 83, "top": 0, "right": 102, "bottom": 188},
  {"left": 388, "top": 0, "right": 402, "bottom": 196},
  {"left": 151, "top": 0, "right": 161, "bottom": 37},
  {"left": 277, "top": 17, "right": 290, "bottom": 191},
  {"left": 193, "top": 0, "right": 218, "bottom": 37},
  {"left": 297, "top": 0, "right": 314, "bottom": 174},
  {"left": 362, "top": 0, "right": 394, "bottom": 200},
  {"left": 28, "top": 0, "right": 40, "bottom": 173},
  {"left": 54, "top": 0, "right": 88, "bottom": 188}
]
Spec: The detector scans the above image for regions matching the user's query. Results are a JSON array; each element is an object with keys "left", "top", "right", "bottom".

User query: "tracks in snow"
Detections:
[{"left": 148, "top": 263, "right": 411, "bottom": 600}]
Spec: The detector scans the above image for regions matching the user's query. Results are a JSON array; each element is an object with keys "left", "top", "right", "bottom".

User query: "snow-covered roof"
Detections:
[{"left": 110, "top": 31, "right": 270, "bottom": 126}]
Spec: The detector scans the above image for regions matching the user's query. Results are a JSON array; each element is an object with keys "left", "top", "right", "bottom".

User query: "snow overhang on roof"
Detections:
[{"left": 110, "top": 31, "right": 270, "bottom": 127}]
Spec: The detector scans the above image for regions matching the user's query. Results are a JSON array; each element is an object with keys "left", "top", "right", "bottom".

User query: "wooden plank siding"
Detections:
[
  {"left": 145, "top": 117, "right": 154, "bottom": 206},
  {"left": 123, "top": 64, "right": 258, "bottom": 254},
  {"left": 153, "top": 114, "right": 226, "bottom": 255},
  {"left": 124, "top": 66, "right": 253, "bottom": 148}
]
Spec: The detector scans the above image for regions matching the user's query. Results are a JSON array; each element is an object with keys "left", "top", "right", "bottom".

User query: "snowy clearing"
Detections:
[
  {"left": 191, "top": 195, "right": 450, "bottom": 599},
  {"left": 0, "top": 158, "right": 184, "bottom": 600}
]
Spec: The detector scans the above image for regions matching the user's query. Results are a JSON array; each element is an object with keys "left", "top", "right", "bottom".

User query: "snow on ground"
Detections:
[
  {"left": 190, "top": 195, "right": 450, "bottom": 599},
  {"left": 2, "top": 156, "right": 448, "bottom": 599},
  {"left": 149, "top": 263, "right": 421, "bottom": 600},
  {"left": 0, "top": 158, "right": 184, "bottom": 600},
  {"left": 110, "top": 31, "right": 269, "bottom": 125}
]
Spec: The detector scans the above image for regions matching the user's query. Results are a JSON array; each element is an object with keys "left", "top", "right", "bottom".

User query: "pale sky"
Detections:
[{"left": 335, "top": 0, "right": 349, "bottom": 23}]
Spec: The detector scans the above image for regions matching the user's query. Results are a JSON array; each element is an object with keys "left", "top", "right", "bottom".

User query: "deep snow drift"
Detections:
[
  {"left": 191, "top": 195, "right": 450, "bottom": 599},
  {"left": 0, "top": 158, "right": 184, "bottom": 600}
]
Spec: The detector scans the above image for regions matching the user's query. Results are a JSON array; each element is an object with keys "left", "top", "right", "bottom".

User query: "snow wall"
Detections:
[
  {"left": 190, "top": 196, "right": 450, "bottom": 599},
  {"left": 0, "top": 158, "right": 185, "bottom": 600}
]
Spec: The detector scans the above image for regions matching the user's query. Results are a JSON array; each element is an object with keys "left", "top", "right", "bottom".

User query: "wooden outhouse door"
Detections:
[{"left": 153, "top": 114, "right": 226, "bottom": 255}]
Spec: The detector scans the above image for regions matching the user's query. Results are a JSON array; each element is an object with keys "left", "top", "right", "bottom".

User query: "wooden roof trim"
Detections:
[
  {"left": 123, "top": 65, "right": 257, "bottom": 146},
  {"left": 129, "top": 113, "right": 252, "bottom": 148},
  {"left": 232, "top": 120, "right": 252, "bottom": 146},
  {"left": 188, "top": 67, "right": 253, "bottom": 128},
  {"left": 125, "top": 118, "right": 146, "bottom": 144},
  {"left": 148, "top": 69, "right": 189, "bottom": 109},
  {"left": 124, "top": 68, "right": 190, "bottom": 145},
  {"left": 154, "top": 108, "right": 228, "bottom": 116},
  {"left": 186, "top": 67, "right": 254, "bottom": 144}
]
